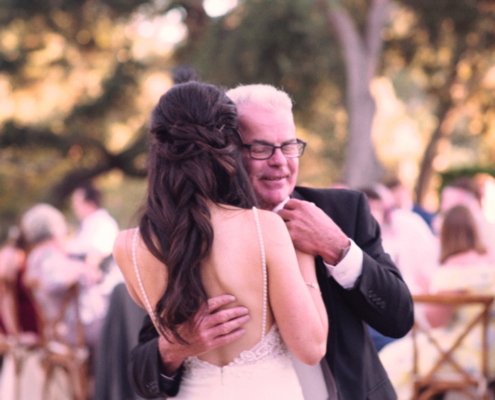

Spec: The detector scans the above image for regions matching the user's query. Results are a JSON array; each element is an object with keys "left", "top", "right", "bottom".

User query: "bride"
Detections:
[{"left": 113, "top": 81, "right": 328, "bottom": 399}]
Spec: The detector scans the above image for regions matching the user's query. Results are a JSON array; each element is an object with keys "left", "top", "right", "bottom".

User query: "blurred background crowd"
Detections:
[{"left": 1, "top": 0, "right": 495, "bottom": 399}]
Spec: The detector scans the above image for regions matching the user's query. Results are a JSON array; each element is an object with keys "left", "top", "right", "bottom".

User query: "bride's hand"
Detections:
[{"left": 157, "top": 294, "right": 250, "bottom": 375}]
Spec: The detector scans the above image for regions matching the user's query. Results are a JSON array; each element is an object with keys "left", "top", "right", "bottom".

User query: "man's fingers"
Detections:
[
  {"left": 279, "top": 199, "right": 315, "bottom": 219},
  {"left": 209, "top": 328, "right": 246, "bottom": 348},
  {"left": 204, "top": 306, "right": 249, "bottom": 328},
  {"left": 206, "top": 294, "right": 237, "bottom": 313},
  {"left": 277, "top": 208, "right": 291, "bottom": 221},
  {"left": 195, "top": 314, "right": 249, "bottom": 355},
  {"left": 208, "top": 314, "right": 250, "bottom": 338},
  {"left": 283, "top": 198, "right": 302, "bottom": 209}
]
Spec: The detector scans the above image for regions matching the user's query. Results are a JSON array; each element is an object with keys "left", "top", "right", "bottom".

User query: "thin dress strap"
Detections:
[
  {"left": 252, "top": 206, "right": 268, "bottom": 339},
  {"left": 132, "top": 227, "right": 159, "bottom": 327}
]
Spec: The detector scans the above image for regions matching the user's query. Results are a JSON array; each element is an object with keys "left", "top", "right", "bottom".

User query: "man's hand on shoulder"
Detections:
[
  {"left": 158, "top": 294, "right": 250, "bottom": 375},
  {"left": 278, "top": 199, "right": 350, "bottom": 265}
]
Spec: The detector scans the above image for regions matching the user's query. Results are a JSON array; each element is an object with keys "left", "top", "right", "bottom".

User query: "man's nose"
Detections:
[{"left": 267, "top": 147, "right": 287, "bottom": 166}]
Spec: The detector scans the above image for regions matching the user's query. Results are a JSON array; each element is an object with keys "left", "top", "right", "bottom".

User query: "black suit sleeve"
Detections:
[
  {"left": 129, "top": 315, "right": 184, "bottom": 398},
  {"left": 337, "top": 191, "right": 414, "bottom": 338}
]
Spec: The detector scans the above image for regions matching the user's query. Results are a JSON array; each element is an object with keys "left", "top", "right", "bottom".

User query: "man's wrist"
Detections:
[
  {"left": 159, "top": 359, "right": 183, "bottom": 377},
  {"left": 158, "top": 363, "right": 185, "bottom": 397},
  {"left": 322, "top": 238, "right": 351, "bottom": 266},
  {"left": 158, "top": 336, "right": 185, "bottom": 376},
  {"left": 324, "top": 239, "right": 363, "bottom": 289},
  {"left": 335, "top": 241, "right": 351, "bottom": 265}
]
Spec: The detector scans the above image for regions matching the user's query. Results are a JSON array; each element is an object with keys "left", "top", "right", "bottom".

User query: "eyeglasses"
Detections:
[{"left": 242, "top": 139, "right": 307, "bottom": 160}]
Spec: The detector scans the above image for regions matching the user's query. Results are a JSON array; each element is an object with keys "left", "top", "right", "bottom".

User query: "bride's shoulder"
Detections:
[
  {"left": 254, "top": 209, "right": 291, "bottom": 245},
  {"left": 112, "top": 229, "right": 137, "bottom": 268},
  {"left": 113, "top": 228, "right": 136, "bottom": 251},
  {"left": 255, "top": 208, "right": 285, "bottom": 226}
]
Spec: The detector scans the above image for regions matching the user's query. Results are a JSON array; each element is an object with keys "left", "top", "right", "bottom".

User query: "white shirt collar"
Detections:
[{"left": 271, "top": 197, "right": 290, "bottom": 213}]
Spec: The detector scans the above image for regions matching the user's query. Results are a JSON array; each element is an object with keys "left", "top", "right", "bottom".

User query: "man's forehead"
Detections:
[
  {"left": 238, "top": 103, "right": 292, "bottom": 119},
  {"left": 237, "top": 105, "right": 295, "bottom": 140}
]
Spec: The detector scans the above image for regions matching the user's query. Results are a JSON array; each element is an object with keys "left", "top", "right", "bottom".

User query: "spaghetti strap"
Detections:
[
  {"left": 252, "top": 207, "right": 268, "bottom": 339},
  {"left": 132, "top": 227, "right": 158, "bottom": 326}
]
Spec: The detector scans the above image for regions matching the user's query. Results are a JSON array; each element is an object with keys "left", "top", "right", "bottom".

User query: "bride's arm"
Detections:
[
  {"left": 262, "top": 211, "right": 328, "bottom": 365},
  {"left": 295, "top": 249, "right": 328, "bottom": 341}
]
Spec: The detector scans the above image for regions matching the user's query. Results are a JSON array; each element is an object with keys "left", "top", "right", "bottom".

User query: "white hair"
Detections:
[
  {"left": 21, "top": 203, "right": 67, "bottom": 245},
  {"left": 226, "top": 84, "right": 293, "bottom": 113}
]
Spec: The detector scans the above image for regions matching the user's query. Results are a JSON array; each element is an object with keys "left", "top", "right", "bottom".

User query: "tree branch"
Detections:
[
  {"left": 325, "top": 5, "right": 367, "bottom": 93},
  {"left": 415, "top": 39, "right": 467, "bottom": 204},
  {"left": 110, "top": 129, "right": 149, "bottom": 177},
  {"left": 365, "top": 0, "right": 390, "bottom": 81},
  {"left": 49, "top": 162, "right": 114, "bottom": 207},
  {"left": 0, "top": 121, "right": 112, "bottom": 158}
]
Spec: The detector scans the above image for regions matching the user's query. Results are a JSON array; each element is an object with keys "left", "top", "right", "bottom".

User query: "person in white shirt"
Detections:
[
  {"left": 67, "top": 183, "right": 119, "bottom": 260},
  {"left": 66, "top": 182, "right": 122, "bottom": 345}
]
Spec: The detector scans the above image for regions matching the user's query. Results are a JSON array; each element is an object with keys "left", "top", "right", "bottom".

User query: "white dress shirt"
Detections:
[{"left": 66, "top": 208, "right": 119, "bottom": 257}]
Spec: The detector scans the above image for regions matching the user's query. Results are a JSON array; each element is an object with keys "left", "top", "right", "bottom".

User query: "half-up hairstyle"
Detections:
[{"left": 139, "top": 81, "right": 257, "bottom": 343}]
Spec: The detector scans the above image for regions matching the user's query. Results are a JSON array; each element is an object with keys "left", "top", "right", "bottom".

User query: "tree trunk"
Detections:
[
  {"left": 414, "top": 43, "right": 464, "bottom": 205},
  {"left": 414, "top": 102, "right": 452, "bottom": 205},
  {"left": 323, "top": 0, "right": 390, "bottom": 188}
]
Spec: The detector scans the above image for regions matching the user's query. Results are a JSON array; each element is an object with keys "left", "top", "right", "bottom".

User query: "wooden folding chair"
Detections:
[
  {"left": 28, "top": 282, "right": 90, "bottom": 400},
  {"left": 411, "top": 293, "right": 494, "bottom": 400}
]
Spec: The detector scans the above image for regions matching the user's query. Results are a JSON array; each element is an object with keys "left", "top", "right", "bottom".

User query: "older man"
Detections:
[{"left": 129, "top": 84, "right": 413, "bottom": 400}]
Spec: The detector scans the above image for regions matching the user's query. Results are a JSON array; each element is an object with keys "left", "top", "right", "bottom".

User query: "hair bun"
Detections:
[{"left": 172, "top": 66, "right": 199, "bottom": 85}]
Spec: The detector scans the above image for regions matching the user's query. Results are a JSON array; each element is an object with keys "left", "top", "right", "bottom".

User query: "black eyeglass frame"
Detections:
[{"left": 242, "top": 138, "right": 307, "bottom": 160}]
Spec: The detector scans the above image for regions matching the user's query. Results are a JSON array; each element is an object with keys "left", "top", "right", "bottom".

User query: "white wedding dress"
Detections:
[{"left": 133, "top": 207, "right": 304, "bottom": 400}]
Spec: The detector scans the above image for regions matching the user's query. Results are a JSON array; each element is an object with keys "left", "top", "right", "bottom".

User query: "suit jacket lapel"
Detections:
[{"left": 290, "top": 188, "right": 305, "bottom": 201}]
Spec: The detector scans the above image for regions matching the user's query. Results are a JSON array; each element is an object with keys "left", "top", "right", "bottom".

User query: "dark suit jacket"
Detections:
[{"left": 129, "top": 187, "right": 414, "bottom": 399}]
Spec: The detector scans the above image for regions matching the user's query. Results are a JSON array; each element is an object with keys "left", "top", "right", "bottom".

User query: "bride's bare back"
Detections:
[{"left": 113, "top": 203, "right": 327, "bottom": 366}]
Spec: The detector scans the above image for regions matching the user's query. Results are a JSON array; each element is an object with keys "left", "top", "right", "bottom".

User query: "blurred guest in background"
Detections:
[
  {"left": 66, "top": 182, "right": 122, "bottom": 347},
  {"left": 360, "top": 185, "right": 438, "bottom": 352},
  {"left": 0, "top": 226, "right": 38, "bottom": 335},
  {"left": 379, "top": 204, "right": 495, "bottom": 400},
  {"left": 67, "top": 182, "right": 119, "bottom": 261},
  {"left": 384, "top": 178, "right": 436, "bottom": 230},
  {"left": 434, "top": 176, "right": 495, "bottom": 253},
  {"left": 361, "top": 185, "right": 438, "bottom": 296},
  {"left": 20, "top": 203, "right": 101, "bottom": 348},
  {"left": 427, "top": 205, "right": 495, "bottom": 326}
]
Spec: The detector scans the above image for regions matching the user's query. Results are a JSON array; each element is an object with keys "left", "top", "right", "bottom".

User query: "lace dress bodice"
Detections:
[
  {"left": 132, "top": 207, "right": 304, "bottom": 400},
  {"left": 183, "top": 324, "right": 290, "bottom": 378}
]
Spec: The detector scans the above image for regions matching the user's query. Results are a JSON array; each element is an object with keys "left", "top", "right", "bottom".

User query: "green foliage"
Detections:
[
  {"left": 439, "top": 167, "right": 495, "bottom": 192},
  {"left": 2, "top": 0, "right": 494, "bottom": 235},
  {"left": 0, "top": 0, "right": 159, "bottom": 239},
  {"left": 398, "top": 0, "right": 477, "bottom": 41},
  {"left": 382, "top": 0, "right": 495, "bottom": 202},
  {"left": 0, "top": 0, "right": 148, "bottom": 22},
  {"left": 178, "top": 0, "right": 344, "bottom": 111}
]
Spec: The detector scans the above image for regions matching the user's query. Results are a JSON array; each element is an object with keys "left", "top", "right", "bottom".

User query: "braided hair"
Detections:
[{"left": 139, "top": 81, "right": 257, "bottom": 343}]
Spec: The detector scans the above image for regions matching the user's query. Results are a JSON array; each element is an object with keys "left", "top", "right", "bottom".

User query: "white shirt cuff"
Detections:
[
  {"left": 323, "top": 239, "right": 363, "bottom": 289},
  {"left": 160, "top": 372, "right": 177, "bottom": 381}
]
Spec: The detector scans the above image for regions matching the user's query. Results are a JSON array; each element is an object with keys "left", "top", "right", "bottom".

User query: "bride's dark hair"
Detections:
[{"left": 139, "top": 81, "right": 257, "bottom": 343}]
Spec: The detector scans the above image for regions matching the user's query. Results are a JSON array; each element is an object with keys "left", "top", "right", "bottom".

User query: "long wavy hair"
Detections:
[
  {"left": 139, "top": 81, "right": 257, "bottom": 343},
  {"left": 439, "top": 205, "right": 486, "bottom": 264}
]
